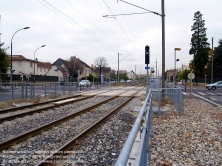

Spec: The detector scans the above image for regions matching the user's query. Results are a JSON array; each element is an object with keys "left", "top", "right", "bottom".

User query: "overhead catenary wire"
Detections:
[
  {"left": 64, "top": 0, "right": 118, "bottom": 52},
  {"left": 117, "top": 2, "right": 144, "bottom": 60},
  {"left": 38, "top": 0, "right": 119, "bottom": 53},
  {"left": 103, "top": 0, "right": 141, "bottom": 61}
]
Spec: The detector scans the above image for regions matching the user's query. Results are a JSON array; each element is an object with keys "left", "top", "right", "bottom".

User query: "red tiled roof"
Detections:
[
  {"left": 37, "top": 62, "right": 51, "bottom": 69},
  {"left": 10, "top": 55, "right": 34, "bottom": 62}
]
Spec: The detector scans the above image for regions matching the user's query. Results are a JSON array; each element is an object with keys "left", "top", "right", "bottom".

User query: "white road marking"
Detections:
[
  {"left": 206, "top": 92, "right": 216, "bottom": 95},
  {"left": 193, "top": 93, "right": 222, "bottom": 108},
  {"left": 197, "top": 92, "right": 206, "bottom": 95}
]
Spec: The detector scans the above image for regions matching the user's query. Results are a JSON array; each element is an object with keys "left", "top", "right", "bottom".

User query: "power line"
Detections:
[
  {"left": 64, "top": 0, "right": 118, "bottom": 52},
  {"left": 117, "top": 3, "right": 144, "bottom": 60},
  {"left": 103, "top": 0, "right": 140, "bottom": 61},
  {"left": 38, "top": 0, "right": 118, "bottom": 53},
  {"left": 104, "top": 11, "right": 152, "bottom": 17}
]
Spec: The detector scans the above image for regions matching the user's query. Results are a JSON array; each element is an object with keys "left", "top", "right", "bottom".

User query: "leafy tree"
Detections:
[
  {"left": 212, "top": 39, "right": 222, "bottom": 79},
  {"left": 181, "top": 69, "right": 191, "bottom": 82},
  {"left": 67, "top": 56, "right": 84, "bottom": 79},
  {"left": 0, "top": 43, "right": 10, "bottom": 83},
  {"left": 119, "top": 73, "right": 128, "bottom": 81},
  {"left": 189, "top": 11, "right": 210, "bottom": 78}
]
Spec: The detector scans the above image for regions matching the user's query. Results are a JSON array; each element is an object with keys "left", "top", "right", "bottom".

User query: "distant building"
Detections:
[
  {"left": 46, "top": 58, "right": 91, "bottom": 82},
  {"left": 7, "top": 55, "right": 51, "bottom": 76}
]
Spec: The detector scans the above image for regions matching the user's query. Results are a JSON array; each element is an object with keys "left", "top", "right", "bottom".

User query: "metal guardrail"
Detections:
[
  {"left": 0, "top": 82, "right": 102, "bottom": 101},
  {"left": 166, "top": 83, "right": 184, "bottom": 114},
  {"left": 115, "top": 86, "right": 184, "bottom": 165},
  {"left": 115, "top": 90, "right": 153, "bottom": 166}
]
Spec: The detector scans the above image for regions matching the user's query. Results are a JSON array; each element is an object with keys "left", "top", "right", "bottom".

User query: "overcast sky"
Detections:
[{"left": 1, "top": 0, "right": 221, "bottom": 75}]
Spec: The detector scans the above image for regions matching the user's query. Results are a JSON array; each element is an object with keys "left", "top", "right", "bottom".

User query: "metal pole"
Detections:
[
  {"left": 135, "top": 65, "right": 136, "bottom": 80},
  {"left": 211, "top": 37, "right": 213, "bottom": 83},
  {"left": 10, "top": 42, "right": 12, "bottom": 85},
  {"left": 190, "top": 70, "right": 193, "bottom": 95},
  {"left": 34, "top": 45, "right": 45, "bottom": 83},
  {"left": 10, "top": 27, "right": 30, "bottom": 84},
  {"left": 118, "top": 53, "right": 119, "bottom": 84},
  {"left": 174, "top": 49, "right": 176, "bottom": 86},
  {"left": 161, "top": 0, "right": 165, "bottom": 92},
  {"left": 156, "top": 58, "right": 157, "bottom": 77},
  {"left": 146, "top": 64, "right": 149, "bottom": 95}
]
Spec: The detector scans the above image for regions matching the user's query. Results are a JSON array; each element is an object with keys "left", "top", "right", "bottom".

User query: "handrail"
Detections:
[{"left": 115, "top": 90, "right": 152, "bottom": 166}]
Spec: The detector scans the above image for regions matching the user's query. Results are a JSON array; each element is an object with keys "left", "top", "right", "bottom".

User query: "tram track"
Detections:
[
  {"left": 0, "top": 89, "right": 118, "bottom": 122},
  {"left": 35, "top": 89, "right": 142, "bottom": 165},
  {"left": 0, "top": 87, "right": 144, "bottom": 165}
]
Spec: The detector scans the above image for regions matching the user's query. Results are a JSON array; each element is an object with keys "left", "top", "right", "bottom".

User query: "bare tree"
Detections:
[
  {"left": 94, "top": 57, "right": 108, "bottom": 67},
  {"left": 67, "top": 56, "right": 84, "bottom": 79},
  {"left": 94, "top": 57, "right": 108, "bottom": 83}
]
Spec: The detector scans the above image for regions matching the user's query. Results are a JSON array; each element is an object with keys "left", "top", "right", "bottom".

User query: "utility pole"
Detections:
[
  {"left": 135, "top": 65, "right": 136, "bottom": 80},
  {"left": 161, "top": 0, "right": 166, "bottom": 92},
  {"left": 155, "top": 58, "right": 157, "bottom": 77},
  {"left": 118, "top": 53, "right": 119, "bottom": 84},
  {"left": 211, "top": 37, "right": 213, "bottom": 83}
]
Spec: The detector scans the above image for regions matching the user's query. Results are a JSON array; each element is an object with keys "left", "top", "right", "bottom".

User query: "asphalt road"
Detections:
[{"left": 179, "top": 84, "right": 222, "bottom": 108}]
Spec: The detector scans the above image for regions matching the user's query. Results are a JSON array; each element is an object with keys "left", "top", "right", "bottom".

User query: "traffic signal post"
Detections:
[{"left": 145, "top": 45, "right": 150, "bottom": 95}]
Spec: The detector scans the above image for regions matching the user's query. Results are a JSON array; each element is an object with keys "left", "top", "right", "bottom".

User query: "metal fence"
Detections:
[
  {"left": 0, "top": 82, "right": 103, "bottom": 101},
  {"left": 115, "top": 86, "right": 184, "bottom": 166}
]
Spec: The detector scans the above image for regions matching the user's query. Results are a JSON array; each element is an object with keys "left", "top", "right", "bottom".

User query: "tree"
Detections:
[
  {"left": 213, "top": 39, "right": 222, "bottom": 79},
  {"left": 0, "top": 43, "right": 10, "bottom": 83},
  {"left": 94, "top": 57, "right": 108, "bottom": 67},
  {"left": 94, "top": 57, "right": 108, "bottom": 82},
  {"left": 189, "top": 11, "right": 210, "bottom": 78},
  {"left": 67, "top": 56, "right": 84, "bottom": 80}
]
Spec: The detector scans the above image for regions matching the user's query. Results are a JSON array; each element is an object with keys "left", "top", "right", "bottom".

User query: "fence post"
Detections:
[
  {"left": 158, "top": 88, "right": 161, "bottom": 115},
  {"left": 22, "top": 83, "right": 24, "bottom": 99},
  {"left": 25, "top": 83, "right": 28, "bottom": 98},
  {"left": 45, "top": 83, "right": 47, "bottom": 98},
  {"left": 179, "top": 88, "right": 182, "bottom": 114},
  {"left": 30, "top": 84, "right": 32, "bottom": 99},
  {"left": 12, "top": 83, "right": 14, "bottom": 100},
  {"left": 69, "top": 84, "right": 71, "bottom": 95},
  {"left": 33, "top": 83, "right": 35, "bottom": 99},
  {"left": 55, "top": 84, "right": 57, "bottom": 97},
  {"left": 63, "top": 83, "right": 65, "bottom": 95}
]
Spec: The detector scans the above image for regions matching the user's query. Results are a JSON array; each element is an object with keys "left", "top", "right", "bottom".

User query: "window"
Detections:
[
  {"left": 18, "top": 61, "right": 22, "bottom": 67},
  {"left": 30, "top": 62, "right": 33, "bottom": 68}
]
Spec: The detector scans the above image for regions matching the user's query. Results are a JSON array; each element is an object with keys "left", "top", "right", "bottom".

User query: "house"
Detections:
[
  {"left": 7, "top": 55, "right": 51, "bottom": 76},
  {"left": 166, "top": 69, "right": 175, "bottom": 82},
  {"left": 46, "top": 58, "right": 92, "bottom": 82}
]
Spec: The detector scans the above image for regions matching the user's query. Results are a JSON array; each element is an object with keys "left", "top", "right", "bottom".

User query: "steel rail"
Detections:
[
  {"left": 0, "top": 89, "right": 119, "bottom": 122},
  {"left": 0, "top": 94, "right": 82, "bottom": 114},
  {"left": 35, "top": 94, "right": 139, "bottom": 166},
  {"left": 0, "top": 96, "right": 92, "bottom": 123},
  {"left": 0, "top": 95, "right": 120, "bottom": 151}
]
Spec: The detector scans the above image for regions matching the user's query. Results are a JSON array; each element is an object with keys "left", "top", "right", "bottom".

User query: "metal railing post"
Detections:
[
  {"left": 45, "top": 83, "right": 47, "bottom": 98},
  {"left": 63, "top": 83, "right": 65, "bottom": 95},
  {"left": 55, "top": 84, "right": 57, "bottom": 97},
  {"left": 22, "top": 83, "right": 24, "bottom": 99},
  {"left": 33, "top": 83, "right": 35, "bottom": 99},
  {"left": 158, "top": 88, "right": 161, "bottom": 115},
  {"left": 25, "top": 83, "right": 28, "bottom": 98},
  {"left": 12, "top": 83, "right": 14, "bottom": 100}
]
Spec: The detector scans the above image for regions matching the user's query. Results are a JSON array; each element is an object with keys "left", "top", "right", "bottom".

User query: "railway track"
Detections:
[
  {"left": 0, "top": 89, "right": 118, "bottom": 122},
  {"left": 0, "top": 88, "right": 143, "bottom": 165}
]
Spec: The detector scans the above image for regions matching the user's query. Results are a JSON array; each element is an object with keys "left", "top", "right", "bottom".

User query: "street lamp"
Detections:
[
  {"left": 174, "top": 48, "right": 181, "bottom": 86},
  {"left": 34, "top": 45, "right": 46, "bottom": 83},
  {"left": 10, "top": 27, "right": 30, "bottom": 84}
]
